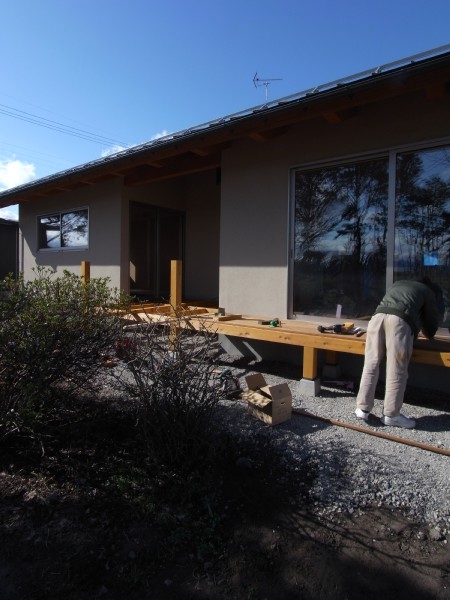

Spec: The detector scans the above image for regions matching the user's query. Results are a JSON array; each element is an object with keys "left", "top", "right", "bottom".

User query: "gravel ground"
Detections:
[{"left": 216, "top": 354, "right": 450, "bottom": 540}]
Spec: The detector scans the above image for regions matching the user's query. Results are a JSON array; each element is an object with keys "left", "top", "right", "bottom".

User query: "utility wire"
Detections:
[{"left": 0, "top": 102, "right": 130, "bottom": 147}]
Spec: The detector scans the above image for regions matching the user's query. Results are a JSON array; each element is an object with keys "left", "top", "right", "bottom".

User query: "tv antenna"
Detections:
[{"left": 253, "top": 72, "right": 282, "bottom": 101}]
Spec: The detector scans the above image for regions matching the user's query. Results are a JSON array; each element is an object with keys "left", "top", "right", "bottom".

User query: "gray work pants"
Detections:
[{"left": 356, "top": 313, "right": 414, "bottom": 417}]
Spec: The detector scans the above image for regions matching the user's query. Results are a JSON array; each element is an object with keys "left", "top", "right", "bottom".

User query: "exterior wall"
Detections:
[
  {"left": 19, "top": 179, "right": 124, "bottom": 288},
  {"left": 183, "top": 170, "right": 220, "bottom": 301},
  {"left": 219, "top": 91, "right": 450, "bottom": 317},
  {"left": 220, "top": 146, "right": 289, "bottom": 317},
  {"left": 19, "top": 170, "right": 220, "bottom": 298},
  {"left": 0, "top": 220, "right": 18, "bottom": 279},
  {"left": 124, "top": 170, "right": 220, "bottom": 301}
]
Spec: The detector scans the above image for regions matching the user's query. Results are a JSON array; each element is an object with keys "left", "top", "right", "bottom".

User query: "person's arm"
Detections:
[{"left": 421, "top": 288, "right": 440, "bottom": 339}]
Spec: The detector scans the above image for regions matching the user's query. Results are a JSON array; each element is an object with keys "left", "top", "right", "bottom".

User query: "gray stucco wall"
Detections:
[
  {"left": 219, "top": 91, "right": 450, "bottom": 318},
  {"left": 19, "top": 169, "right": 220, "bottom": 300},
  {"left": 219, "top": 146, "right": 290, "bottom": 317},
  {"left": 19, "top": 179, "right": 124, "bottom": 288},
  {"left": 183, "top": 170, "right": 220, "bottom": 301}
]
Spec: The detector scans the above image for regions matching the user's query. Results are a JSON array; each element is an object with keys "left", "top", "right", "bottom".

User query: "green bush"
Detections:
[
  {"left": 0, "top": 268, "right": 127, "bottom": 438},
  {"left": 116, "top": 312, "right": 225, "bottom": 474}
]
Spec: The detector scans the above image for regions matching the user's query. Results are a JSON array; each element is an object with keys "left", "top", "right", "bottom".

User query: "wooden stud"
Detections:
[
  {"left": 170, "top": 260, "right": 182, "bottom": 312},
  {"left": 169, "top": 321, "right": 179, "bottom": 352},
  {"left": 81, "top": 260, "right": 90, "bottom": 283}
]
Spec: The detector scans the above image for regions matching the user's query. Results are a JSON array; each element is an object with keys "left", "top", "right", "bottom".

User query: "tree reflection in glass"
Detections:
[
  {"left": 39, "top": 214, "right": 61, "bottom": 249},
  {"left": 395, "top": 146, "right": 450, "bottom": 325},
  {"left": 294, "top": 158, "right": 388, "bottom": 317},
  {"left": 61, "top": 210, "right": 88, "bottom": 247},
  {"left": 38, "top": 209, "right": 89, "bottom": 250}
]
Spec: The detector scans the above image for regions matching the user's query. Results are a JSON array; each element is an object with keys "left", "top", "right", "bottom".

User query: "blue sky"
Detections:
[{"left": 1, "top": 0, "right": 449, "bottom": 220}]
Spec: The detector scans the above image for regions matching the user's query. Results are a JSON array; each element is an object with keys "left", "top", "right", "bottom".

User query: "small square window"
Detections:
[{"left": 38, "top": 208, "right": 88, "bottom": 250}]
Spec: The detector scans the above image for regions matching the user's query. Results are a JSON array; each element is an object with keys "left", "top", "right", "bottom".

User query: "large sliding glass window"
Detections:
[
  {"left": 293, "top": 143, "right": 450, "bottom": 325},
  {"left": 395, "top": 145, "right": 450, "bottom": 325},
  {"left": 293, "top": 157, "right": 388, "bottom": 318}
]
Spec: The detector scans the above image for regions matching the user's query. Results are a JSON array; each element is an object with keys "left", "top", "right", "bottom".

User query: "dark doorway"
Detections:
[{"left": 129, "top": 202, "right": 184, "bottom": 300}]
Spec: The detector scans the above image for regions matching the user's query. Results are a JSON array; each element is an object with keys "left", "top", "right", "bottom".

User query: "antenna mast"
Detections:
[{"left": 253, "top": 72, "right": 282, "bottom": 101}]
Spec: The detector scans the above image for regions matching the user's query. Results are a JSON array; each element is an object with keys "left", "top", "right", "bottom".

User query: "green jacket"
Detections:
[{"left": 375, "top": 280, "right": 440, "bottom": 339}]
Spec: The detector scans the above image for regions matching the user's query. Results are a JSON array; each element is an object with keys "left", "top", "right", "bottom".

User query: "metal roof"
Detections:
[{"left": 1, "top": 43, "right": 450, "bottom": 205}]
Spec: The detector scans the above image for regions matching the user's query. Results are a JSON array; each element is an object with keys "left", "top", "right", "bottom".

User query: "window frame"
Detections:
[
  {"left": 289, "top": 137, "right": 450, "bottom": 320},
  {"left": 37, "top": 207, "right": 89, "bottom": 252}
]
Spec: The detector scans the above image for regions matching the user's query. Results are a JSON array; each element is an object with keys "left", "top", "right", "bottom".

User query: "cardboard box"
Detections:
[{"left": 243, "top": 373, "right": 292, "bottom": 426}]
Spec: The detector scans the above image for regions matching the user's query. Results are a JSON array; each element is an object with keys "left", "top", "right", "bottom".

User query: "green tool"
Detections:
[{"left": 258, "top": 318, "right": 280, "bottom": 327}]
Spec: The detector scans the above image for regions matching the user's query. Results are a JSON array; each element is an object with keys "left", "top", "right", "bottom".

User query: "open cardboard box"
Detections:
[{"left": 243, "top": 373, "right": 292, "bottom": 426}]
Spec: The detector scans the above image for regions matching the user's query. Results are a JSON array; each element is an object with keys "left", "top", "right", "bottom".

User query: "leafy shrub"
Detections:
[
  {"left": 0, "top": 268, "right": 127, "bottom": 438},
  {"left": 116, "top": 312, "right": 225, "bottom": 473}
]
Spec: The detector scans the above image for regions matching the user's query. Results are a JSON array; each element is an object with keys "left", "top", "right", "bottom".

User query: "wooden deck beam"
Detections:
[
  {"left": 123, "top": 306, "right": 450, "bottom": 374},
  {"left": 123, "top": 261, "right": 450, "bottom": 396}
]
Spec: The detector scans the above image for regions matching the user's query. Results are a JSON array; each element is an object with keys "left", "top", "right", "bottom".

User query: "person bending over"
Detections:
[{"left": 355, "top": 277, "right": 442, "bottom": 429}]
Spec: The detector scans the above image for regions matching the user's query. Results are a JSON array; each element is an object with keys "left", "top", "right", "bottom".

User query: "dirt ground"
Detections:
[{"left": 1, "top": 393, "right": 449, "bottom": 600}]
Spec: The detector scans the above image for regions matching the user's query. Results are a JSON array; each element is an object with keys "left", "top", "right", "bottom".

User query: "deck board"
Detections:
[{"left": 123, "top": 307, "right": 450, "bottom": 382}]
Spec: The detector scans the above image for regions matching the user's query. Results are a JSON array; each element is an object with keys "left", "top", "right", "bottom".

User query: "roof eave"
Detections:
[{"left": 1, "top": 46, "right": 450, "bottom": 208}]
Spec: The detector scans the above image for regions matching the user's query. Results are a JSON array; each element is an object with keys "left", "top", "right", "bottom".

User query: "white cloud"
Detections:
[
  {"left": 151, "top": 130, "right": 170, "bottom": 140},
  {"left": 0, "top": 206, "right": 18, "bottom": 221},
  {"left": 101, "top": 144, "right": 129, "bottom": 158},
  {"left": 100, "top": 131, "right": 171, "bottom": 159},
  {"left": 0, "top": 159, "right": 36, "bottom": 191}
]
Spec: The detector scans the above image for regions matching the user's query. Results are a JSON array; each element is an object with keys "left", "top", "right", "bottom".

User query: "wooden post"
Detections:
[
  {"left": 170, "top": 260, "right": 182, "bottom": 312},
  {"left": 325, "top": 350, "right": 338, "bottom": 367},
  {"left": 302, "top": 346, "right": 318, "bottom": 380},
  {"left": 322, "top": 349, "right": 341, "bottom": 378},
  {"left": 169, "top": 260, "right": 182, "bottom": 351},
  {"left": 81, "top": 260, "right": 90, "bottom": 283}
]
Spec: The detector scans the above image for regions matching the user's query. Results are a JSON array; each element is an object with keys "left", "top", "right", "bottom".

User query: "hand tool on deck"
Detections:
[
  {"left": 317, "top": 322, "right": 365, "bottom": 336},
  {"left": 258, "top": 318, "right": 281, "bottom": 327}
]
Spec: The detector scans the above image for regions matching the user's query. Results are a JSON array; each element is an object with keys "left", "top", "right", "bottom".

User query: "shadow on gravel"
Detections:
[
  {"left": 318, "top": 387, "right": 356, "bottom": 398},
  {"left": 216, "top": 354, "right": 301, "bottom": 380},
  {"left": 403, "top": 387, "right": 450, "bottom": 413},
  {"left": 414, "top": 414, "right": 450, "bottom": 432},
  {"left": 287, "top": 414, "right": 331, "bottom": 435}
]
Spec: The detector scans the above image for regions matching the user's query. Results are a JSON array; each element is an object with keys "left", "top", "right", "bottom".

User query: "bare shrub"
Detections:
[
  {"left": 0, "top": 268, "right": 127, "bottom": 438},
  {"left": 115, "top": 313, "right": 225, "bottom": 473}
]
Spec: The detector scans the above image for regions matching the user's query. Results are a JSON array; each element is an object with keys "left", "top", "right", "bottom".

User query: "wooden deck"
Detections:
[
  {"left": 80, "top": 259, "right": 449, "bottom": 395},
  {"left": 123, "top": 304, "right": 450, "bottom": 396}
]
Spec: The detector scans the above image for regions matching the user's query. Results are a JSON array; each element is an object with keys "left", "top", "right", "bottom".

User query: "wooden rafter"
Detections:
[
  {"left": 425, "top": 81, "right": 448, "bottom": 99},
  {"left": 248, "top": 125, "right": 290, "bottom": 142},
  {"left": 124, "top": 152, "right": 221, "bottom": 186},
  {"left": 323, "top": 107, "right": 360, "bottom": 124},
  {"left": 190, "top": 141, "right": 232, "bottom": 156}
]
